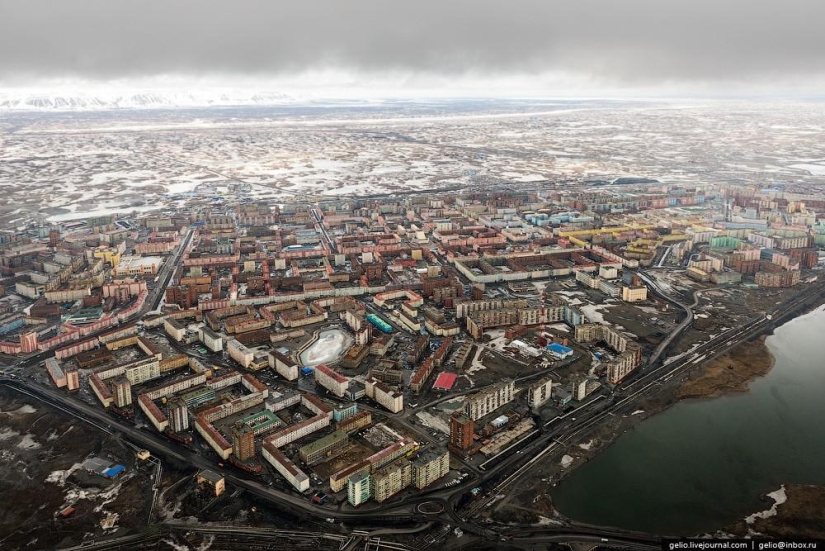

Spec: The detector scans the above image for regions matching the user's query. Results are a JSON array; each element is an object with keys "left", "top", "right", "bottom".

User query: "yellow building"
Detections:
[
  {"left": 94, "top": 247, "right": 121, "bottom": 267},
  {"left": 373, "top": 458, "right": 411, "bottom": 502},
  {"left": 621, "top": 285, "right": 648, "bottom": 303},
  {"left": 197, "top": 470, "right": 225, "bottom": 497}
]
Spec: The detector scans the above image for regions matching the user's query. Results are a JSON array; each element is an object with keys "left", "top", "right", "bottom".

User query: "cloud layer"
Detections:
[{"left": 2, "top": 0, "right": 823, "bottom": 94}]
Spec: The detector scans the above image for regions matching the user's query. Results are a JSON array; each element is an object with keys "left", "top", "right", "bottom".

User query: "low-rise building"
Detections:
[
  {"left": 197, "top": 470, "right": 225, "bottom": 497},
  {"left": 299, "top": 430, "right": 349, "bottom": 465}
]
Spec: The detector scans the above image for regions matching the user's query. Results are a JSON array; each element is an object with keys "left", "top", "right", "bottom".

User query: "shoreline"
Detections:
[
  {"left": 523, "top": 300, "right": 825, "bottom": 533},
  {"left": 725, "top": 484, "right": 825, "bottom": 539},
  {"left": 675, "top": 334, "right": 776, "bottom": 400}
]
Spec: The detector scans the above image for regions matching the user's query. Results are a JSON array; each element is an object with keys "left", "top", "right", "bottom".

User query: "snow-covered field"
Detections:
[{"left": 3, "top": 99, "right": 825, "bottom": 228}]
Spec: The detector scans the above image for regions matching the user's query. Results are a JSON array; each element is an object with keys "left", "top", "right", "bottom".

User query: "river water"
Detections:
[{"left": 551, "top": 306, "right": 825, "bottom": 535}]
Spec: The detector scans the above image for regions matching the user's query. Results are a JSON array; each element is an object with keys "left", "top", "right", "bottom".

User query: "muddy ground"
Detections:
[
  {"left": 678, "top": 335, "right": 774, "bottom": 399},
  {"left": 726, "top": 484, "right": 825, "bottom": 539},
  {"left": 0, "top": 386, "right": 154, "bottom": 550},
  {"left": 491, "top": 291, "right": 819, "bottom": 533}
]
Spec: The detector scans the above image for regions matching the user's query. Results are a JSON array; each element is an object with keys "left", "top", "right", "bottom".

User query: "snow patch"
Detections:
[
  {"left": 17, "top": 434, "right": 40, "bottom": 450},
  {"left": 0, "top": 427, "right": 20, "bottom": 441},
  {"left": 580, "top": 303, "right": 612, "bottom": 324},
  {"left": 560, "top": 455, "right": 574, "bottom": 468},
  {"left": 46, "top": 463, "right": 82, "bottom": 487},
  {"left": 99, "top": 512, "right": 119, "bottom": 531},
  {"left": 579, "top": 440, "right": 594, "bottom": 451},
  {"left": 415, "top": 412, "right": 450, "bottom": 435},
  {"left": 745, "top": 486, "right": 787, "bottom": 525}
]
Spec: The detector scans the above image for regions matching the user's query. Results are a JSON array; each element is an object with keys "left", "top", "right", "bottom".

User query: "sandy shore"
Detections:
[{"left": 676, "top": 334, "right": 776, "bottom": 400}]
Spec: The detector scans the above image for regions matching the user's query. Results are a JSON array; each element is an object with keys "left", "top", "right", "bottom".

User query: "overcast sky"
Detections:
[{"left": 1, "top": 0, "right": 823, "bottom": 97}]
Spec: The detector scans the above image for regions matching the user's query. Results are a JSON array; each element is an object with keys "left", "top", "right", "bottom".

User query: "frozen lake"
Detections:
[{"left": 299, "top": 329, "right": 352, "bottom": 366}]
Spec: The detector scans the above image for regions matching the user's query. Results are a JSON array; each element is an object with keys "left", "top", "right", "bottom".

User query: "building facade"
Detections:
[
  {"left": 449, "top": 413, "right": 474, "bottom": 450},
  {"left": 464, "top": 378, "right": 515, "bottom": 420},
  {"left": 373, "top": 458, "right": 412, "bottom": 502},
  {"left": 347, "top": 472, "right": 372, "bottom": 506},
  {"left": 411, "top": 449, "right": 450, "bottom": 489}
]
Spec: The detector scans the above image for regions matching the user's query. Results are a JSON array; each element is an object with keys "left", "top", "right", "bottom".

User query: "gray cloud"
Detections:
[{"left": 1, "top": 0, "right": 823, "bottom": 91}]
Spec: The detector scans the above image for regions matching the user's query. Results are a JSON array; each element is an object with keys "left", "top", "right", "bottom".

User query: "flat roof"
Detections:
[
  {"left": 299, "top": 430, "right": 348, "bottom": 455},
  {"left": 432, "top": 372, "right": 458, "bottom": 391},
  {"left": 547, "top": 342, "right": 573, "bottom": 354},
  {"left": 198, "top": 469, "right": 224, "bottom": 483}
]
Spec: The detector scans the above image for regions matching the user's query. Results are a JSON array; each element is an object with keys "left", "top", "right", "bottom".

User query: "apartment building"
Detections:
[
  {"left": 373, "top": 458, "right": 412, "bottom": 502},
  {"left": 464, "top": 378, "right": 515, "bottom": 421},
  {"left": 365, "top": 377, "right": 404, "bottom": 413},
  {"left": 411, "top": 449, "right": 450, "bottom": 489}
]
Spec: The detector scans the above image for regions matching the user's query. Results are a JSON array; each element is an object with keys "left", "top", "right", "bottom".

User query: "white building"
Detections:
[
  {"left": 314, "top": 364, "right": 349, "bottom": 398},
  {"left": 348, "top": 472, "right": 372, "bottom": 506},
  {"left": 269, "top": 350, "right": 299, "bottom": 381},
  {"left": 262, "top": 443, "right": 310, "bottom": 492},
  {"left": 365, "top": 377, "right": 404, "bottom": 413},
  {"left": 527, "top": 375, "right": 554, "bottom": 409},
  {"left": 227, "top": 339, "right": 254, "bottom": 368},
  {"left": 164, "top": 317, "right": 186, "bottom": 342},
  {"left": 199, "top": 326, "right": 224, "bottom": 352}
]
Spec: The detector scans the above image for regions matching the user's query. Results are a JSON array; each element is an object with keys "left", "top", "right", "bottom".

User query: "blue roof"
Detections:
[
  {"left": 547, "top": 343, "right": 573, "bottom": 354},
  {"left": 103, "top": 465, "right": 125, "bottom": 477}
]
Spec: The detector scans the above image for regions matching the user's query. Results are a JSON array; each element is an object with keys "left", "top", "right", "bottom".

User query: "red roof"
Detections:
[
  {"left": 432, "top": 372, "right": 458, "bottom": 391},
  {"left": 315, "top": 364, "right": 348, "bottom": 384}
]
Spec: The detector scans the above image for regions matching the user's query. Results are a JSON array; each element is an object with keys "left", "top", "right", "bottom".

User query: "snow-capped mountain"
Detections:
[{"left": 0, "top": 89, "right": 299, "bottom": 111}]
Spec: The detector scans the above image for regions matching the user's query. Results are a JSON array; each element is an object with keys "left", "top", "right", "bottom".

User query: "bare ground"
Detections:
[
  {"left": 0, "top": 386, "right": 153, "bottom": 550},
  {"left": 677, "top": 335, "right": 774, "bottom": 400},
  {"left": 726, "top": 485, "right": 825, "bottom": 539}
]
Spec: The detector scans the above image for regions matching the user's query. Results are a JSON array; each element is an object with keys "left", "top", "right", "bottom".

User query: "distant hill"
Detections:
[{"left": 0, "top": 89, "right": 297, "bottom": 111}]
